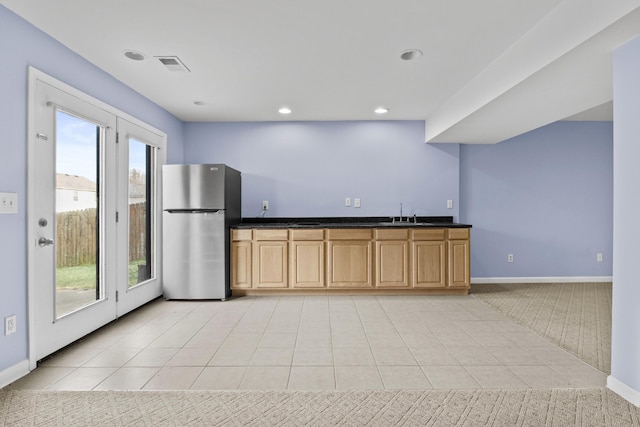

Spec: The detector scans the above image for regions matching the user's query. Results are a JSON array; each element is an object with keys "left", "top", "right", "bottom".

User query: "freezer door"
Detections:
[
  {"left": 163, "top": 164, "right": 227, "bottom": 210},
  {"left": 162, "top": 210, "right": 228, "bottom": 299}
]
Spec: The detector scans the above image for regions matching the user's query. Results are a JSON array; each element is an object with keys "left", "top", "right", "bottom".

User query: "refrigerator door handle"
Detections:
[{"left": 165, "top": 209, "right": 224, "bottom": 214}]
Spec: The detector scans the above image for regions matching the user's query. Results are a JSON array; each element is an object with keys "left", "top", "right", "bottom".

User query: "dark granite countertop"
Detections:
[{"left": 231, "top": 216, "right": 471, "bottom": 229}]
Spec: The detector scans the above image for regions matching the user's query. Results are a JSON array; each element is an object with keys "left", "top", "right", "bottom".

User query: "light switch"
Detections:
[
  {"left": 447, "top": 200, "right": 453, "bottom": 209},
  {"left": 354, "top": 198, "right": 361, "bottom": 208},
  {"left": 0, "top": 192, "right": 18, "bottom": 214}
]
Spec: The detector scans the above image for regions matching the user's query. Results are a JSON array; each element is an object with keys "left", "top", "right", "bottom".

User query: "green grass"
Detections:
[
  {"left": 56, "top": 260, "right": 148, "bottom": 290},
  {"left": 128, "top": 259, "right": 149, "bottom": 287},
  {"left": 56, "top": 264, "right": 97, "bottom": 290}
]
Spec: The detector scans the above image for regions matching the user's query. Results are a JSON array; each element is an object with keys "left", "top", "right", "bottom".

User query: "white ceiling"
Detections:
[{"left": 2, "top": 0, "right": 639, "bottom": 143}]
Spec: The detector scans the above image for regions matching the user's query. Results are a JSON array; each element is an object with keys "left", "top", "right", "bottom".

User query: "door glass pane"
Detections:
[
  {"left": 128, "top": 139, "right": 154, "bottom": 287},
  {"left": 55, "top": 110, "right": 102, "bottom": 318}
]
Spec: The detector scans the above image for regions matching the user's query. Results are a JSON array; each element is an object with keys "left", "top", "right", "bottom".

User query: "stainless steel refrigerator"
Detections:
[{"left": 162, "top": 164, "right": 241, "bottom": 300}]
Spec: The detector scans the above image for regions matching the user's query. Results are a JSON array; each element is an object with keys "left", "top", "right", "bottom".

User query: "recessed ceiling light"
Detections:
[
  {"left": 123, "top": 50, "right": 146, "bottom": 61},
  {"left": 193, "top": 101, "right": 206, "bottom": 106},
  {"left": 279, "top": 107, "right": 292, "bottom": 115},
  {"left": 400, "top": 49, "right": 422, "bottom": 61},
  {"left": 374, "top": 107, "right": 389, "bottom": 114}
]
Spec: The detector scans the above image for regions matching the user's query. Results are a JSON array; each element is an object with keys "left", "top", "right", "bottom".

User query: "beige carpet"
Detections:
[
  {"left": 1, "top": 388, "right": 639, "bottom": 426},
  {"left": 472, "top": 282, "right": 612, "bottom": 374}
]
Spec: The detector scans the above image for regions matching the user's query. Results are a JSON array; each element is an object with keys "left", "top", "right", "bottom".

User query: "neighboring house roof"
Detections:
[{"left": 56, "top": 174, "right": 96, "bottom": 192}]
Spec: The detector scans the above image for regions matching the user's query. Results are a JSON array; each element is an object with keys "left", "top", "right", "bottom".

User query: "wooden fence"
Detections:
[
  {"left": 128, "top": 203, "right": 147, "bottom": 262},
  {"left": 56, "top": 203, "right": 147, "bottom": 268}
]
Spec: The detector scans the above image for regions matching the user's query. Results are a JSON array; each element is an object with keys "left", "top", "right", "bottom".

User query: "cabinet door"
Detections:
[
  {"left": 327, "top": 241, "right": 372, "bottom": 288},
  {"left": 412, "top": 241, "right": 445, "bottom": 288},
  {"left": 376, "top": 240, "right": 409, "bottom": 287},
  {"left": 291, "top": 241, "right": 325, "bottom": 288},
  {"left": 254, "top": 241, "right": 288, "bottom": 288},
  {"left": 231, "top": 241, "right": 252, "bottom": 289},
  {"left": 448, "top": 239, "right": 470, "bottom": 288}
]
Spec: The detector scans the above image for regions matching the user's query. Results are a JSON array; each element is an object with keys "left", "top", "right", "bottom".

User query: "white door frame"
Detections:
[{"left": 27, "top": 67, "right": 167, "bottom": 370}]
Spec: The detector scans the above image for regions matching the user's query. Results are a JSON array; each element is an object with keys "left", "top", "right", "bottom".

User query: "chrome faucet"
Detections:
[{"left": 392, "top": 203, "right": 408, "bottom": 223}]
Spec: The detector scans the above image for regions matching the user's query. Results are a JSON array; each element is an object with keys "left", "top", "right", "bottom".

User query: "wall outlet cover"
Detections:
[
  {"left": 5, "top": 315, "right": 16, "bottom": 336},
  {"left": 0, "top": 192, "right": 18, "bottom": 214}
]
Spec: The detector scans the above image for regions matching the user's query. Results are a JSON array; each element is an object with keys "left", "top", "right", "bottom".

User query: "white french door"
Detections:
[
  {"left": 115, "top": 118, "right": 164, "bottom": 316},
  {"left": 28, "top": 68, "right": 165, "bottom": 365},
  {"left": 30, "top": 78, "right": 118, "bottom": 361}
]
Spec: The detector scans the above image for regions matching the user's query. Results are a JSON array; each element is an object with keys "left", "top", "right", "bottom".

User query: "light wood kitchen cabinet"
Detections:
[
  {"left": 327, "top": 229, "right": 372, "bottom": 288},
  {"left": 447, "top": 229, "right": 470, "bottom": 288},
  {"left": 375, "top": 229, "right": 409, "bottom": 288},
  {"left": 231, "top": 229, "right": 252, "bottom": 289},
  {"left": 412, "top": 229, "right": 446, "bottom": 288},
  {"left": 230, "top": 225, "right": 470, "bottom": 294},
  {"left": 290, "top": 229, "right": 325, "bottom": 288},
  {"left": 253, "top": 229, "right": 288, "bottom": 288}
]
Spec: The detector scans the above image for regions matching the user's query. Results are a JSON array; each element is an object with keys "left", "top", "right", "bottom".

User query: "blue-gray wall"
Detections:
[
  {"left": 184, "top": 120, "right": 614, "bottom": 280},
  {"left": 611, "top": 35, "right": 640, "bottom": 398},
  {"left": 0, "top": 5, "right": 184, "bottom": 374},
  {"left": 184, "top": 121, "right": 460, "bottom": 219},
  {"left": 460, "top": 121, "right": 613, "bottom": 278}
]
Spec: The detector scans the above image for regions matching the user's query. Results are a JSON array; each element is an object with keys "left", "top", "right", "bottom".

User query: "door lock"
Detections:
[
  {"left": 38, "top": 218, "right": 48, "bottom": 227},
  {"left": 38, "top": 237, "right": 54, "bottom": 247}
]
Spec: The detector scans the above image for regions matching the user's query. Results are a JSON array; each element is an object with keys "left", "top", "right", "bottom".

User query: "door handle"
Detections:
[{"left": 38, "top": 237, "right": 54, "bottom": 247}]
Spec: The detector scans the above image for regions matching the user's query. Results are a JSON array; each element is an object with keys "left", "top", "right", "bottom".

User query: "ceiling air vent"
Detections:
[{"left": 155, "top": 56, "right": 190, "bottom": 72}]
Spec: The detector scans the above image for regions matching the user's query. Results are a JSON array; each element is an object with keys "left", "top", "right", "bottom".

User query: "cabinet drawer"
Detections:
[
  {"left": 232, "top": 229, "right": 252, "bottom": 241},
  {"left": 448, "top": 228, "right": 470, "bottom": 240},
  {"left": 254, "top": 229, "right": 289, "bottom": 240},
  {"left": 326, "top": 229, "right": 372, "bottom": 240},
  {"left": 375, "top": 228, "right": 409, "bottom": 240},
  {"left": 411, "top": 229, "right": 446, "bottom": 241},
  {"left": 290, "top": 229, "right": 325, "bottom": 241}
]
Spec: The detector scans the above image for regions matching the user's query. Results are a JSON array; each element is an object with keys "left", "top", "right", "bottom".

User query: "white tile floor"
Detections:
[{"left": 4, "top": 295, "right": 607, "bottom": 391}]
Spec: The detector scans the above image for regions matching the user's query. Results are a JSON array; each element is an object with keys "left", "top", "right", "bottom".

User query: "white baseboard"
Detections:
[
  {"left": 608, "top": 376, "right": 640, "bottom": 407},
  {"left": 0, "top": 359, "right": 30, "bottom": 389},
  {"left": 471, "top": 276, "right": 612, "bottom": 284}
]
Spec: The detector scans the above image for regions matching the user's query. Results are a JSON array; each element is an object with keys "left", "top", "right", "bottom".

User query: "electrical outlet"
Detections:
[
  {"left": 0, "top": 192, "right": 18, "bottom": 214},
  {"left": 507, "top": 254, "right": 514, "bottom": 263},
  {"left": 345, "top": 197, "right": 351, "bottom": 207},
  {"left": 597, "top": 253, "right": 603, "bottom": 262},
  {"left": 5, "top": 315, "right": 16, "bottom": 336},
  {"left": 262, "top": 200, "right": 269, "bottom": 211}
]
